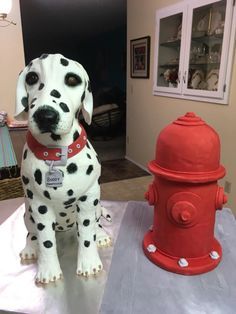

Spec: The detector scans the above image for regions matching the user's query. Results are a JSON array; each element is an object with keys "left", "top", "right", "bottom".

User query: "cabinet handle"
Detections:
[
  {"left": 183, "top": 71, "right": 187, "bottom": 84},
  {"left": 178, "top": 71, "right": 181, "bottom": 83}
]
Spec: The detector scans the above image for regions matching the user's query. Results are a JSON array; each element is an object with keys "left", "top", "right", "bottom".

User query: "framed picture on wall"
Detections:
[{"left": 130, "top": 36, "right": 150, "bottom": 78}]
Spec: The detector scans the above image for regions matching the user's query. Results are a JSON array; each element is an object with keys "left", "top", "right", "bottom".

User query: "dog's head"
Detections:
[{"left": 15, "top": 53, "right": 93, "bottom": 135}]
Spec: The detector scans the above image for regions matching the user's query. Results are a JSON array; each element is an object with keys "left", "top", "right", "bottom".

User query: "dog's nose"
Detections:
[{"left": 33, "top": 106, "right": 59, "bottom": 132}]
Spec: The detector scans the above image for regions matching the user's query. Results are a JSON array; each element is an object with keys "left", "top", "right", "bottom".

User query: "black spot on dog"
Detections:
[
  {"left": 73, "top": 131, "right": 80, "bottom": 142},
  {"left": 37, "top": 223, "right": 45, "bottom": 231},
  {"left": 67, "top": 163, "right": 77, "bottom": 174},
  {"left": 38, "top": 205, "right": 48, "bottom": 214},
  {"left": 29, "top": 206, "right": 33, "bottom": 213},
  {"left": 39, "top": 83, "right": 44, "bottom": 90},
  {"left": 30, "top": 104, "right": 35, "bottom": 109},
  {"left": 51, "top": 133, "right": 61, "bottom": 141},
  {"left": 21, "top": 96, "right": 28, "bottom": 108},
  {"left": 67, "top": 189, "right": 74, "bottom": 196},
  {"left": 81, "top": 91, "right": 85, "bottom": 103},
  {"left": 64, "top": 198, "right": 76, "bottom": 206},
  {"left": 88, "top": 81, "right": 91, "bottom": 92},
  {"left": 59, "top": 212, "right": 67, "bottom": 217},
  {"left": 86, "top": 165, "right": 93, "bottom": 175},
  {"left": 22, "top": 175, "right": 29, "bottom": 185},
  {"left": 98, "top": 176, "right": 101, "bottom": 185},
  {"left": 52, "top": 222, "right": 56, "bottom": 230},
  {"left": 83, "top": 219, "right": 90, "bottom": 226},
  {"left": 87, "top": 153, "right": 91, "bottom": 159},
  {"left": 50, "top": 89, "right": 61, "bottom": 98},
  {"left": 58, "top": 226, "right": 64, "bottom": 231},
  {"left": 75, "top": 109, "right": 80, "bottom": 119},
  {"left": 43, "top": 240, "right": 53, "bottom": 248},
  {"left": 60, "top": 58, "right": 69, "bottom": 66},
  {"left": 27, "top": 189, "right": 33, "bottom": 199},
  {"left": 23, "top": 149, "right": 28, "bottom": 160},
  {"left": 40, "top": 54, "right": 48, "bottom": 59},
  {"left": 94, "top": 199, "right": 98, "bottom": 206},
  {"left": 53, "top": 187, "right": 57, "bottom": 190},
  {"left": 27, "top": 61, "right": 33, "bottom": 68},
  {"left": 86, "top": 142, "right": 90, "bottom": 149},
  {"left": 93, "top": 234, "right": 96, "bottom": 241},
  {"left": 43, "top": 191, "right": 51, "bottom": 200},
  {"left": 24, "top": 106, "right": 29, "bottom": 113},
  {"left": 65, "top": 205, "right": 72, "bottom": 209},
  {"left": 34, "top": 169, "right": 42, "bottom": 185},
  {"left": 66, "top": 219, "right": 70, "bottom": 223},
  {"left": 79, "top": 195, "right": 87, "bottom": 202},
  {"left": 31, "top": 236, "right": 37, "bottom": 241},
  {"left": 59, "top": 102, "right": 70, "bottom": 112},
  {"left": 30, "top": 215, "right": 35, "bottom": 223},
  {"left": 77, "top": 231, "right": 80, "bottom": 237},
  {"left": 84, "top": 240, "right": 90, "bottom": 248},
  {"left": 76, "top": 205, "right": 80, "bottom": 212},
  {"left": 67, "top": 223, "right": 74, "bottom": 228},
  {"left": 31, "top": 97, "right": 37, "bottom": 104}
]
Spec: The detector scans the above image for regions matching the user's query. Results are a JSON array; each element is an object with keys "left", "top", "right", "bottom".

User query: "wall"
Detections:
[
  {"left": 126, "top": 0, "right": 236, "bottom": 214},
  {"left": 0, "top": 0, "right": 25, "bottom": 119}
]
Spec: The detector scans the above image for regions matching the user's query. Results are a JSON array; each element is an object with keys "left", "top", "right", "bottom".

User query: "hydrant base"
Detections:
[{"left": 143, "top": 231, "right": 222, "bottom": 275}]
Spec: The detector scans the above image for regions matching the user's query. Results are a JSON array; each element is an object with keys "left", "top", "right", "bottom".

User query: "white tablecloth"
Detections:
[{"left": 0, "top": 201, "right": 236, "bottom": 314}]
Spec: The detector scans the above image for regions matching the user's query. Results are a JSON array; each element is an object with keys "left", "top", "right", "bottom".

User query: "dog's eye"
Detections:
[
  {"left": 65, "top": 73, "right": 82, "bottom": 87},
  {"left": 26, "top": 72, "right": 39, "bottom": 86}
]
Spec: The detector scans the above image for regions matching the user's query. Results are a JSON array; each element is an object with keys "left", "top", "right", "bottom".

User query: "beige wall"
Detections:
[
  {"left": 126, "top": 0, "right": 236, "bottom": 214},
  {"left": 0, "top": 0, "right": 25, "bottom": 119}
]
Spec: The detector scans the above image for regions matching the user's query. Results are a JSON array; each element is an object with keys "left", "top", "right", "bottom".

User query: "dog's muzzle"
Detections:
[{"left": 33, "top": 106, "right": 60, "bottom": 133}]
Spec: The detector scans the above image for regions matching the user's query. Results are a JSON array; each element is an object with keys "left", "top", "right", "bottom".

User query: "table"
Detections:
[{"left": 0, "top": 200, "right": 236, "bottom": 314}]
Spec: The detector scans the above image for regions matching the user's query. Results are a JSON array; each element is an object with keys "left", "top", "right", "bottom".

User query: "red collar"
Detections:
[{"left": 26, "top": 126, "right": 87, "bottom": 161}]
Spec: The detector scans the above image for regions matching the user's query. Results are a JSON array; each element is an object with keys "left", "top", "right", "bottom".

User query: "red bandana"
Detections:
[{"left": 26, "top": 126, "right": 87, "bottom": 161}]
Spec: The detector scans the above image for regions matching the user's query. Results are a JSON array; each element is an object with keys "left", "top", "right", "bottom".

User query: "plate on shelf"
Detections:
[
  {"left": 206, "top": 69, "right": 219, "bottom": 91},
  {"left": 190, "top": 69, "right": 205, "bottom": 89}
]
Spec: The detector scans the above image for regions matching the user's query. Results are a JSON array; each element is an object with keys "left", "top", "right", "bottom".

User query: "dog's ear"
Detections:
[
  {"left": 75, "top": 62, "right": 93, "bottom": 125},
  {"left": 14, "top": 67, "right": 29, "bottom": 121}
]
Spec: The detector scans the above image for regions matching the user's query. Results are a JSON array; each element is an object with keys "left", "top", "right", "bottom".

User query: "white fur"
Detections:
[{"left": 15, "top": 54, "right": 111, "bottom": 284}]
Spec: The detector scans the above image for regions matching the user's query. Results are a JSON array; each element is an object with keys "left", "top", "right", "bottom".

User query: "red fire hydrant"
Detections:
[{"left": 143, "top": 112, "right": 227, "bottom": 275}]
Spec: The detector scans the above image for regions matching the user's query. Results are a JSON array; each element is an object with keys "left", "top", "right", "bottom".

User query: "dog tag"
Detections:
[{"left": 45, "top": 169, "right": 63, "bottom": 188}]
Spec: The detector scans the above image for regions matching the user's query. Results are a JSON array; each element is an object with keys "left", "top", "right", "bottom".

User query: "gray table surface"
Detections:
[
  {"left": 100, "top": 202, "right": 236, "bottom": 314},
  {"left": 1, "top": 200, "right": 236, "bottom": 314}
]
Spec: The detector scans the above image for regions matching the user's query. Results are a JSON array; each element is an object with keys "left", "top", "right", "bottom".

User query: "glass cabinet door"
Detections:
[
  {"left": 184, "top": 0, "right": 228, "bottom": 98},
  {"left": 154, "top": 6, "right": 186, "bottom": 94}
]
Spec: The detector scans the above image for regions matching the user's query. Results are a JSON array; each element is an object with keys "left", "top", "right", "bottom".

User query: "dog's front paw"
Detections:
[
  {"left": 77, "top": 250, "right": 103, "bottom": 277},
  {"left": 35, "top": 262, "right": 63, "bottom": 284}
]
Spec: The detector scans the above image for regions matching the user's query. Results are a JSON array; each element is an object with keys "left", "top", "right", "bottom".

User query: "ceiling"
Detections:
[{"left": 20, "top": 0, "right": 127, "bottom": 41}]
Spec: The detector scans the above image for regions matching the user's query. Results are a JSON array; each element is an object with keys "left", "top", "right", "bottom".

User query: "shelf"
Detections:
[
  {"left": 159, "top": 64, "right": 179, "bottom": 68},
  {"left": 191, "top": 33, "right": 223, "bottom": 42},
  {"left": 160, "top": 39, "right": 181, "bottom": 48},
  {"left": 189, "top": 62, "right": 220, "bottom": 66}
]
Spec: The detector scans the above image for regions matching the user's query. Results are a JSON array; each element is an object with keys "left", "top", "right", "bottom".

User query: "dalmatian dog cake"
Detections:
[{"left": 14, "top": 53, "right": 112, "bottom": 284}]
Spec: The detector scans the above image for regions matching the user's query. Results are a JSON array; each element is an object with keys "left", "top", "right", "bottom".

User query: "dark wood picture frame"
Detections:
[{"left": 130, "top": 36, "right": 150, "bottom": 78}]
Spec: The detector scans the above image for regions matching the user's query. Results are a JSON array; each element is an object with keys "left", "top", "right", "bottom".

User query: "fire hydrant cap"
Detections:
[{"left": 149, "top": 112, "right": 225, "bottom": 182}]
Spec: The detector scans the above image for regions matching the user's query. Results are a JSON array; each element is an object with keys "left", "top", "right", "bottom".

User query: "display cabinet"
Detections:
[{"left": 153, "top": 0, "right": 236, "bottom": 104}]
